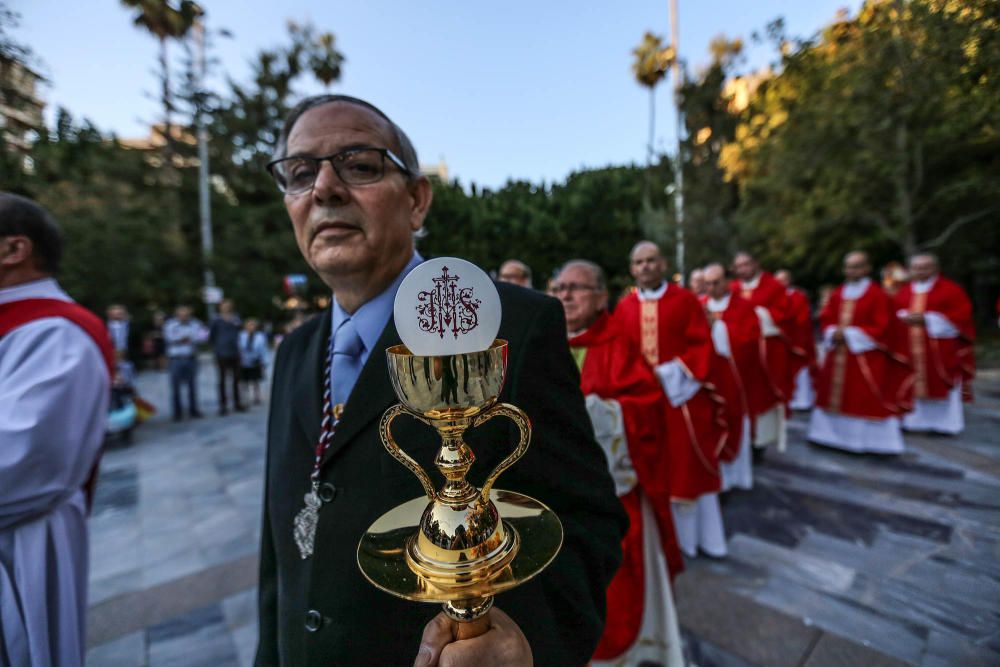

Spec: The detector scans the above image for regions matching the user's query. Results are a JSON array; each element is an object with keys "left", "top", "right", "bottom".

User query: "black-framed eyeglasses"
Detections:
[
  {"left": 266, "top": 147, "right": 411, "bottom": 195},
  {"left": 551, "top": 283, "right": 600, "bottom": 296}
]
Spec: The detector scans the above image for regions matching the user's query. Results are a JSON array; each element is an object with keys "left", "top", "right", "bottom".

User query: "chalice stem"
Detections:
[{"left": 444, "top": 595, "right": 494, "bottom": 639}]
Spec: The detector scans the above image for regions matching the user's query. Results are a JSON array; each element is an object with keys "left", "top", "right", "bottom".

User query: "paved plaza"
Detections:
[{"left": 84, "top": 358, "right": 1000, "bottom": 666}]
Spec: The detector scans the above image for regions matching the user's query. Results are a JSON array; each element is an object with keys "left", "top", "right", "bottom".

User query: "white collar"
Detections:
[
  {"left": 842, "top": 277, "right": 871, "bottom": 300},
  {"left": 740, "top": 274, "right": 761, "bottom": 290},
  {"left": 707, "top": 294, "right": 731, "bottom": 312},
  {"left": 913, "top": 276, "right": 938, "bottom": 294},
  {"left": 0, "top": 277, "right": 70, "bottom": 305},
  {"left": 637, "top": 281, "right": 669, "bottom": 301}
]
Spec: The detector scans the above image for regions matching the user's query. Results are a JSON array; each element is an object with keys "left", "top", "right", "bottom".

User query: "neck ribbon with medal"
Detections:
[{"left": 293, "top": 335, "right": 343, "bottom": 559}]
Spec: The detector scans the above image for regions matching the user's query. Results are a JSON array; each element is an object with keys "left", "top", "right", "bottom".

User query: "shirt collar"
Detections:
[
  {"left": 913, "top": 275, "right": 938, "bottom": 294},
  {"left": 842, "top": 277, "right": 871, "bottom": 299},
  {"left": 740, "top": 273, "right": 761, "bottom": 290},
  {"left": 638, "top": 281, "right": 669, "bottom": 301},
  {"left": 0, "top": 277, "right": 70, "bottom": 305},
  {"left": 707, "top": 294, "right": 731, "bottom": 312},
  {"left": 330, "top": 251, "right": 423, "bottom": 353}
]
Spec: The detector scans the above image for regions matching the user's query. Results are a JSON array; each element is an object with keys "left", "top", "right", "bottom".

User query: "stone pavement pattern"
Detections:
[{"left": 84, "top": 361, "right": 1000, "bottom": 666}]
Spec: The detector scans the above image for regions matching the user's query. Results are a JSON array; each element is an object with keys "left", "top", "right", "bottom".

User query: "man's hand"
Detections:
[
  {"left": 414, "top": 607, "right": 532, "bottom": 667},
  {"left": 831, "top": 328, "right": 846, "bottom": 345},
  {"left": 905, "top": 312, "right": 925, "bottom": 326}
]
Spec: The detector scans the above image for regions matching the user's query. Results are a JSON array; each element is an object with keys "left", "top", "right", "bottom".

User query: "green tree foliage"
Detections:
[{"left": 721, "top": 0, "right": 1000, "bottom": 297}]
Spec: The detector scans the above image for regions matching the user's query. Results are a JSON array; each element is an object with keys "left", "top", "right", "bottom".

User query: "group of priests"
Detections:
[{"left": 546, "top": 241, "right": 976, "bottom": 666}]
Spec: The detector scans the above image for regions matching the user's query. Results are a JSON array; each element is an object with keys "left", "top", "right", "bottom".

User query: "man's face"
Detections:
[
  {"left": 843, "top": 253, "right": 870, "bottom": 282},
  {"left": 775, "top": 270, "right": 791, "bottom": 287},
  {"left": 282, "top": 102, "right": 430, "bottom": 290},
  {"left": 176, "top": 307, "right": 192, "bottom": 322},
  {"left": 498, "top": 261, "right": 531, "bottom": 287},
  {"left": 556, "top": 265, "right": 607, "bottom": 333},
  {"left": 909, "top": 256, "right": 937, "bottom": 282},
  {"left": 689, "top": 271, "right": 706, "bottom": 295},
  {"left": 733, "top": 254, "right": 757, "bottom": 281},
  {"left": 703, "top": 268, "right": 729, "bottom": 300},
  {"left": 629, "top": 244, "right": 667, "bottom": 290}
]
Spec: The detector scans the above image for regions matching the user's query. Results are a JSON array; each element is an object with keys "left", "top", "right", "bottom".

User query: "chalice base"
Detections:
[{"left": 357, "top": 489, "right": 563, "bottom": 607}]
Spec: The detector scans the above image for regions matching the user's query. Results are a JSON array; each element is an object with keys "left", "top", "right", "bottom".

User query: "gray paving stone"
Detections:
[{"left": 85, "top": 630, "right": 147, "bottom": 667}]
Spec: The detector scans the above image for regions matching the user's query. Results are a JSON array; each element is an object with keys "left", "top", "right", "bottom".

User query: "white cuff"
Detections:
[
  {"left": 655, "top": 359, "right": 701, "bottom": 407},
  {"left": 924, "top": 312, "right": 959, "bottom": 339},
  {"left": 755, "top": 306, "right": 780, "bottom": 337},
  {"left": 842, "top": 326, "right": 877, "bottom": 354}
]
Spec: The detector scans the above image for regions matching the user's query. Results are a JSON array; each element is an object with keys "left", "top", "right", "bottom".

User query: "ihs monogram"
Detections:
[{"left": 416, "top": 266, "right": 482, "bottom": 339}]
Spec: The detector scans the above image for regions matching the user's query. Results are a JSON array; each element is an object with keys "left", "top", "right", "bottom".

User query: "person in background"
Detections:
[
  {"left": 106, "top": 303, "right": 132, "bottom": 359},
  {"left": 239, "top": 317, "right": 270, "bottom": 405},
  {"left": 894, "top": 253, "right": 975, "bottom": 435},
  {"left": 0, "top": 192, "right": 113, "bottom": 666},
  {"left": 164, "top": 305, "right": 208, "bottom": 421},
  {"left": 498, "top": 258, "right": 533, "bottom": 288},
  {"left": 775, "top": 269, "right": 817, "bottom": 411},
  {"left": 688, "top": 268, "right": 707, "bottom": 299},
  {"left": 209, "top": 298, "right": 246, "bottom": 415}
]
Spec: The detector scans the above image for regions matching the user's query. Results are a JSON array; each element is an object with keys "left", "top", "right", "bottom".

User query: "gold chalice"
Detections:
[{"left": 357, "top": 339, "right": 563, "bottom": 636}]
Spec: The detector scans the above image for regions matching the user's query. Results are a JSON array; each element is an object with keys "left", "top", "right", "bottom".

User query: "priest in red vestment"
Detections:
[
  {"left": 614, "top": 241, "right": 727, "bottom": 559},
  {"left": 731, "top": 252, "right": 791, "bottom": 453},
  {"left": 776, "top": 269, "right": 817, "bottom": 411},
  {"left": 554, "top": 260, "right": 685, "bottom": 667},
  {"left": 807, "top": 252, "right": 909, "bottom": 453},
  {"left": 894, "top": 253, "right": 975, "bottom": 435},
  {"left": 703, "top": 264, "right": 762, "bottom": 491}
]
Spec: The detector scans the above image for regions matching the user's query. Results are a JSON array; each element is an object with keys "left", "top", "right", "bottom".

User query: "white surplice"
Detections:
[{"left": 0, "top": 278, "right": 110, "bottom": 667}]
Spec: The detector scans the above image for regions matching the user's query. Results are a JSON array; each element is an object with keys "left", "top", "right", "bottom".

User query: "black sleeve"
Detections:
[
  {"left": 253, "top": 340, "right": 287, "bottom": 667},
  {"left": 498, "top": 295, "right": 628, "bottom": 665}
]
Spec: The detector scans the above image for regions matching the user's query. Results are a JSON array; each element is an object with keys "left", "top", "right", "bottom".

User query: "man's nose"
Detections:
[{"left": 312, "top": 161, "right": 350, "bottom": 203}]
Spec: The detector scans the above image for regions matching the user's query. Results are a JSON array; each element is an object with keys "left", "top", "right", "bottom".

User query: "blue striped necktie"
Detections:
[{"left": 331, "top": 317, "right": 364, "bottom": 407}]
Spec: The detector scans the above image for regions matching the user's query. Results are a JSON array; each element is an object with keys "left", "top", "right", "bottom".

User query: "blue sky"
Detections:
[{"left": 14, "top": 1, "right": 856, "bottom": 188}]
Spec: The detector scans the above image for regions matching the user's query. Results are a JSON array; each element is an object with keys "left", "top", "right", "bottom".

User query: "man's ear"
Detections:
[
  {"left": 408, "top": 176, "right": 434, "bottom": 232},
  {"left": 0, "top": 235, "right": 33, "bottom": 268}
]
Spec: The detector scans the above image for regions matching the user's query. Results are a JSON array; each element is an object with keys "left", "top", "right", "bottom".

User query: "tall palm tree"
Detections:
[
  {"left": 121, "top": 0, "right": 202, "bottom": 154},
  {"left": 632, "top": 31, "right": 676, "bottom": 167}
]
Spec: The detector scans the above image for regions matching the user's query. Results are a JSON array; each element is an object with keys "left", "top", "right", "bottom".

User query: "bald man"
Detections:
[
  {"left": 614, "top": 241, "right": 727, "bottom": 559},
  {"left": 498, "top": 259, "right": 533, "bottom": 288},
  {"left": 807, "top": 251, "right": 909, "bottom": 453},
  {"left": 731, "top": 251, "right": 793, "bottom": 454},
  {"left": 703, "top": 263, "right": 761, "bottom": 491},
  {"left": 893, "top": 253, "right": 975, "bottom": 434}
]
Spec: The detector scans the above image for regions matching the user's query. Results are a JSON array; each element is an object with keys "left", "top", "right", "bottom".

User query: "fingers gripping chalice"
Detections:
[{"left": 357, "top": 258, "right": 563, "bottom": 640}]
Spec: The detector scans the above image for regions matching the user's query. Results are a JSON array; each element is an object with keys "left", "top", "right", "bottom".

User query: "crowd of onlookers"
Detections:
[{"left": 104, "top": 299, "right": 308, "bottom": 438}]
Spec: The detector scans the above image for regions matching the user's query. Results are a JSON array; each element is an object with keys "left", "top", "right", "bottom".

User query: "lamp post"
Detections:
[
  {"left": 193, "top": 19, "right": 217, "bottom": 319},
  {"left": 669, "top": 0, "right": 686, "bottom": 284}
]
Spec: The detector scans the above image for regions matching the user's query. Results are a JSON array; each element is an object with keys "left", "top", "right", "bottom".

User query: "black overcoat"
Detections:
[{"left": 255, "top": 283, "right": 627, "bottom": 666}]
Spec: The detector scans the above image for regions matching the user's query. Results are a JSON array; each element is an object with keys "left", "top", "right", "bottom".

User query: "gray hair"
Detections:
[
  {"left": 559, "top": 259, "right": 607, "bottom": 291},
  {"left": 909, "top": 252, "right": 939, "bottom": 267},
  {"left": 273, "top": 95, "right": 420, "bottom": 180}
]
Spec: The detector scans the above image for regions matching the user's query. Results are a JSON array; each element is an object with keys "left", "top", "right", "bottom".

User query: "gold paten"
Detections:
[{"left": 357, "top": 340, "right": 563, "bottom": 625}]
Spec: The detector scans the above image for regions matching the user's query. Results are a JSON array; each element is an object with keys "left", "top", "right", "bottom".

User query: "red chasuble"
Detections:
[
  {"left": 706, "top": 295, "right": 762, "bottom": 462},
  {"left": 569, "top": 312, "right": 684, "bottom": 660},
  {"left": 614, "top": 285, "right": 723, "bottom": 501},
  {"left": 893, "top": 277, "right": 976, "bottom": 402},
  {"left": 786, "top": 286, "right": 816, "bottom": 376},
  {"left": 731, "top": 271, "right": 795, "bottom": 404},
  {"left": 815, "top": 283, "right": 910, "bottom": 418}
]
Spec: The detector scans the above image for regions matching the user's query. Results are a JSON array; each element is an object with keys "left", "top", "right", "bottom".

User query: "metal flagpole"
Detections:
[
  {"left": 195, "top": 20, "right": 217, "bottom": 319},
  {"left": 669, "top": 0, "right": 686, "bottom": 284}
]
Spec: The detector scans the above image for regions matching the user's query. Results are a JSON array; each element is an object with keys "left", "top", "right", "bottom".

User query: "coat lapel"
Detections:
[
  {"left": 293, "top": 310, "right": 331, "bottom": 452},
  {"left": 320, "top": 318, "right": 402, "bottom": 466}
]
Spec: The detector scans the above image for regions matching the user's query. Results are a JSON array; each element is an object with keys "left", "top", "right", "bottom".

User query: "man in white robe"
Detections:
[{"left": 0, "top": 193, "right": 111, "bottom": 667}]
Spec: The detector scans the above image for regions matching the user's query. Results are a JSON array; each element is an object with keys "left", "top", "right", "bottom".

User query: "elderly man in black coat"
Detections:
[{"left": 256, "top": 94, "right": 626, "bottom": 666}]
